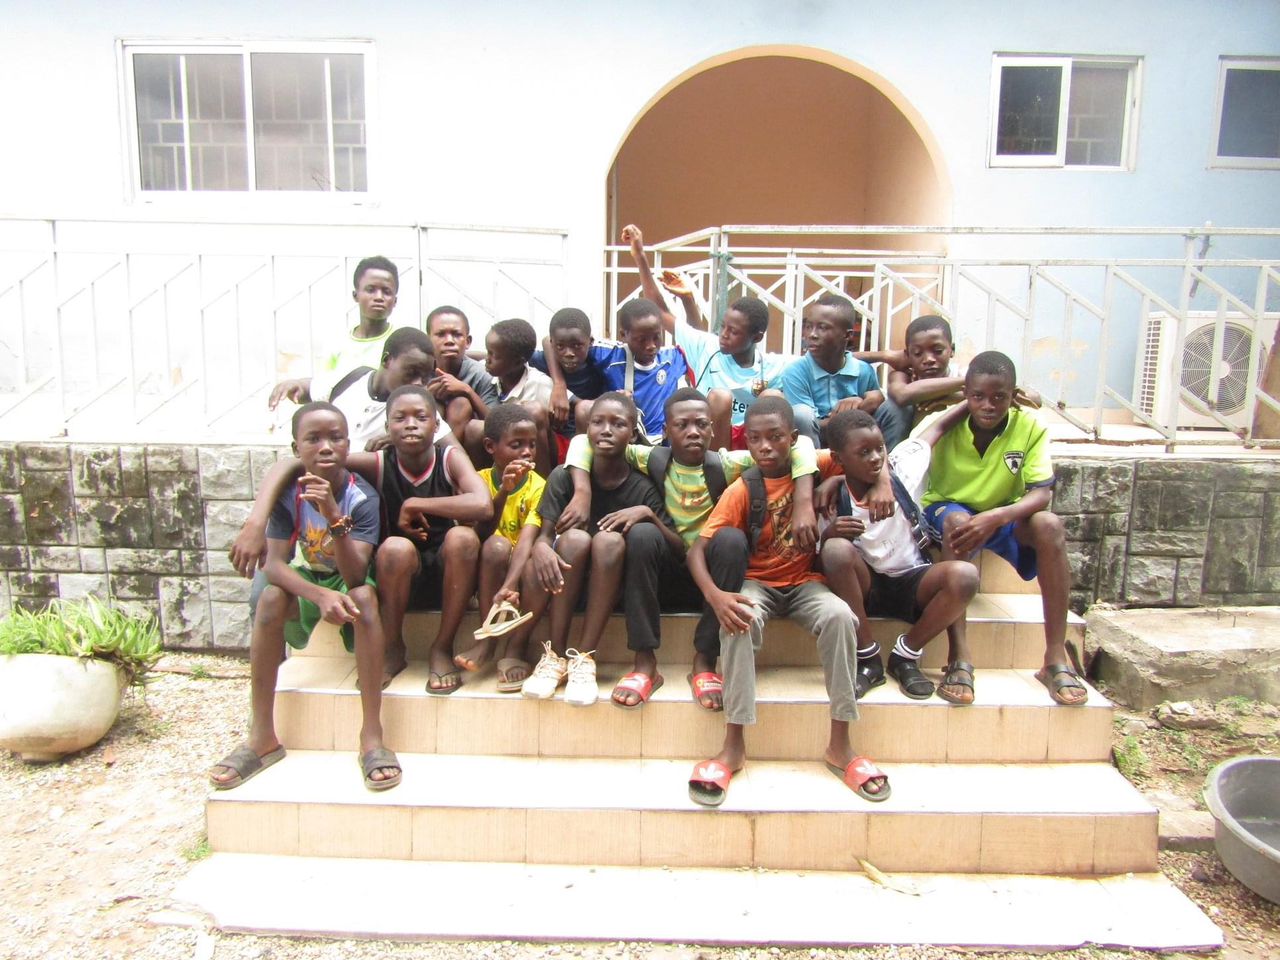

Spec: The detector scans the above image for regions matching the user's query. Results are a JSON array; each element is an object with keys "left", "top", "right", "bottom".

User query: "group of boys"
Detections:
[{"left": 209, "top": 235, "right": 1085, "bottom": 806}]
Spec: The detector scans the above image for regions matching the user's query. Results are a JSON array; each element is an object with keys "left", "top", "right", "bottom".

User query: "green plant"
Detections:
[
  {"left": 1218, "top": 695, "right": 1253, "bottom": 716},
  {"left": 1113, "top": 735, "right": 1149, "bottom": 781},
  {"left": 0, "top": 596, "right": 162, "bottom": 689},
  {"left": 182, "top": 836, "right": 212, "bottom": 862},
  {"left": 189, "top": 663, "right": 210, "bottom": 680}
]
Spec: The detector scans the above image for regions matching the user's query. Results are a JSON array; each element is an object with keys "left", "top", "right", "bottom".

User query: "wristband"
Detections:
[{"left": 328, "top": 515, "right": 355, "bottom": 539}]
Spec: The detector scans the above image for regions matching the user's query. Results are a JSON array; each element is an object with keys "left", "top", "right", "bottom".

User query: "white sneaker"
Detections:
[
  {"left": 522, "top": 642, "right": 567, "bottom": 699},
  {"left": 563, "top": 648, "right": 599, "bottom": 707}
]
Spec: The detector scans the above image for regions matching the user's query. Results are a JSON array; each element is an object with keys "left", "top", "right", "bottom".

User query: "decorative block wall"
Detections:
[{"left": 2, "top": 442, "right": 1278, "bottom": 650}]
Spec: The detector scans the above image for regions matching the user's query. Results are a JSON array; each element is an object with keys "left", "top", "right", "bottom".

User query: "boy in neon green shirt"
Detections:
[{"left": 921, "top": 351, "right": 1084, "bottom": 706}]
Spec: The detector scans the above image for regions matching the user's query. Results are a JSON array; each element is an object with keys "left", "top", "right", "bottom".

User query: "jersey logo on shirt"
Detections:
[
  {"left": 1004, "top": 451, "right": 1025, "bottom": 474},
  {"left": 656, "top": 369, "right": 668, "bottom": 385}
]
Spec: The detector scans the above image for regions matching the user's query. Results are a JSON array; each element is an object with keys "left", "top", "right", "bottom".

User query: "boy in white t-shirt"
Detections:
[{"left": 819, "top": 403, "right": 979, "bottom": 705}]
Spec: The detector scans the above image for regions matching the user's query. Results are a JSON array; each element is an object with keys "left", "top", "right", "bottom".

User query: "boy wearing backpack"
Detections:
[
  {"left": 818, "top": 405, "right": 980, "bottom": 704},
  {"left": 563, "top": 388, "right": 819, "bottom": 709}
]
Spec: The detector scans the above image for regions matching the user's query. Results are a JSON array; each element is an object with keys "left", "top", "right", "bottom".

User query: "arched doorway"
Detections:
[{"left": 608, "top": 48, "right": 951, "bottom": 348}]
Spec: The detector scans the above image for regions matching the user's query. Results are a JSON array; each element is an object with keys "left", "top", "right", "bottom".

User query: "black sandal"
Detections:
[
  {"left": 855, "top": 656, "right": 885, "bottom": 699},
  {"left": 937, "top": 660, "right": 976, "bottom": 705},
  {"left": 887, "top": 653, "right": 935, "bottom": 700}
]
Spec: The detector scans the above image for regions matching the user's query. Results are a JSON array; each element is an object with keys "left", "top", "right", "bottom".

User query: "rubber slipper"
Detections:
[
  {"left": 887, "top": 653, "right": 935, "bottom": 700},
  {"left": 855, "top": 657, "right": 886, "bottom": 699},
  {"left": 611, "top": 671, "right": 663, "bottom": 709},
  {"left": 937, "top": 660, "right": 976, "bottom": 705},
  {"left": 427, "top": 669, "right": 462, "bottom": 696},
  {"left": 687, "top": 672, "right": 724, "bottom": 712},
  {"left": 209, "top": 744, "right": 286, "bottom": 791},
  {"left": 688, "top": 758, "right": 738, "bottom": 807},
  {"left": 496, "top": 657, "right": 530, "bottom": 693},
  {"left": 474, "top": 600, "right": 534, "bottom": 640},
  {"left": 358, "top": 746, "right": 402, "bottom": 792},
  {"left": 826, "top": 756, "right": 891, "bottom": 803},
  {"left": 1035, "top": 663, "right": 1088, "bottom": 706}
]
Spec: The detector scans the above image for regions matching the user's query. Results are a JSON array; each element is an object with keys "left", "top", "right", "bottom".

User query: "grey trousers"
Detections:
[{"left": 721, "top": 578, "right": 860, "bottom": 726}]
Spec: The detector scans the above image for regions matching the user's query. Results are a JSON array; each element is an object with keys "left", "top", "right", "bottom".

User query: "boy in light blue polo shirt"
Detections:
[{"left": 780, "top": 293, "right": 884, "bottom": 444}]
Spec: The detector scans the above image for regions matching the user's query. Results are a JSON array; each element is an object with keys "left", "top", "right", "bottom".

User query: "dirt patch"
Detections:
[{"left": 1, "top": 656, "right": 1278, "bottom": 959}]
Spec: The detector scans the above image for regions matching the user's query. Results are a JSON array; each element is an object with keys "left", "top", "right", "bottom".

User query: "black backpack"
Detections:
[{"left": 644, "top": 446, "right": 729, "bottom": 503}]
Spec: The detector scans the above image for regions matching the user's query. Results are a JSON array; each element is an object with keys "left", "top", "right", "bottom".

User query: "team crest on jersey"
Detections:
[
  {"left": 656, "top": 369, "right": 668, "bottom": 385},
  {"left": 1004, "top": 451, "right": 1025, "bottom": 474}
]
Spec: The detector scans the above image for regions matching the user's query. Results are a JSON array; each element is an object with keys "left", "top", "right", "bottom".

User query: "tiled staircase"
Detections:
[{"left": 179, "top": 557, "right": 1222, "bottom": 950}]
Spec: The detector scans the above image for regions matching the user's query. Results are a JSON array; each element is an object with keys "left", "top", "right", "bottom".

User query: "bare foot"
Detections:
[{"left": 453, "top": 636, "right": 494, "bottom": 673}]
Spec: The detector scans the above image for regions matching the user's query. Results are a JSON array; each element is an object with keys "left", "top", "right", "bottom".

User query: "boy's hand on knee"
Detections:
[
  {"left": 317, "top": 589, "right": 359, "bottom": 624},
  {"left": 532, "top": 543, "right": 571, "bottom": 593},
  {"left": 708, "top": 588, "right": 756, "bottom": 635},
  {"left": 556, "top": 492, "right": 591, "bottom": 533},
  {"left": 948, "top": 511, "right": 1001, "bottom": 556},
  {"left": 597, "top": 505, "right": 652, "bottom": 534}
]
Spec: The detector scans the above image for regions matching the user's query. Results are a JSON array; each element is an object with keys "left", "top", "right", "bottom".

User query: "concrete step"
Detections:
[
  {"left": 175, "top": 854, "right": 1222, "bottom": 950},
  {"left": 206, "top": 751, "right": 1156, "bottom": 875},
  {"left": 274, "top": 658, "right": 1114, "bottom": 763},
  {"left": 294, "top": 592, "right": 1084, "bottom": 670}
]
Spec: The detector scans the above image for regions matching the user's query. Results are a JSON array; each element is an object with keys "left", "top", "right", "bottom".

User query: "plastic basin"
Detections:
[{"left": 1203, "top": 756, "right": 1280, "bottom": 904}]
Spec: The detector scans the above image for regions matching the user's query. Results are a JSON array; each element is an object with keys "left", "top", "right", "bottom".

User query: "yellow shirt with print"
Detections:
[{"left": 479, "top": 467, "right": 545, "bottom": 546}]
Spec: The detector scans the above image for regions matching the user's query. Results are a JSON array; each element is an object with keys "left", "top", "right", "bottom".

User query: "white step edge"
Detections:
[{"left": 172, "top": 854, "right": 1222, "bottom": 950}]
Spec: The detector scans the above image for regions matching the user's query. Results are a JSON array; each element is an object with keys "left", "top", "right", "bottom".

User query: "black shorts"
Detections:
[
  {"left": 407, "top": 544, "right": 445, "bottom": 610},
  {"left": 864, "top": 563, "right": 931, "bottom": 622}
]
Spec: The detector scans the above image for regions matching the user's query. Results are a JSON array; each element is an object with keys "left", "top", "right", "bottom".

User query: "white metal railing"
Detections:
[
  {"left": 0, "top": 218, "right": 568, "bottom": 440},
  {"left": 603, "top": 225, "right": 1280, "bottom": 447}
]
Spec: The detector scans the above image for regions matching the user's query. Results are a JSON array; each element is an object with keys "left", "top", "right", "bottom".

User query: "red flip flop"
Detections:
[
  {"left": 687, "top": 672, "right": 724, "bottom": 712},
  {"left": 688, "top": 758, "right": 737, "bottom": 807},
  {"left": 826, "top": 756, "right": 892, "bottom": 802},
  {"left": 611, "top": 671, "right": 663, "bottom": 709}
]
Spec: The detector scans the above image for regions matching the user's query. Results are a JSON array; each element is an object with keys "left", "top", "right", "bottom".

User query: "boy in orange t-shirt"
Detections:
[{"left": 685, "top": 395, "right": 891, "bottom": 808}]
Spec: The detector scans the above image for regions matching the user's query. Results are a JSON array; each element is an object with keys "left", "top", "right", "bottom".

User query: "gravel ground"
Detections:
[{"left": 1, "top": 653, "right": 1277, "bottom": 960}]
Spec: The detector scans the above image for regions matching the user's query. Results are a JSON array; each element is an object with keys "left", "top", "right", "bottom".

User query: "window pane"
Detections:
[
  {"left": 1218, "top": 67, "right": 1280, "bottom": 159},
  {"left": 185, "top": 54, "right": 248, "bottom": 190},
  {"left": 1065, "top": 65, "right": 1128, "bottom": 166},
  {"left": 134, "top": 54, "right": 186, "bottom": 190},
  {"left": 329, "top": 54, "right": 367, "bottom": 191},
  {"left": 996, "top": 65, "right": 1062, "bottom": 156},
  {"left": 252, "top": 52, "right": 330, "bottom": 190}
]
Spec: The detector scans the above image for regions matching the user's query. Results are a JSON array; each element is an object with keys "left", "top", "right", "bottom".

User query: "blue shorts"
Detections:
[{"left": 923, "top": 502, "right": 1038, "bottom": 582}]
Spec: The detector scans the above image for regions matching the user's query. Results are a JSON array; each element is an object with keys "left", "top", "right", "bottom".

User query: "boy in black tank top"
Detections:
[{"left": 230, "top": 386, "right": 492, "bottom": 693}]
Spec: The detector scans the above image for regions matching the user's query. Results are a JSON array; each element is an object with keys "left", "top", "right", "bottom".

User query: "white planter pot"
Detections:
[{"left": 0, "top": 655, "right": 125, "bottom": 761}]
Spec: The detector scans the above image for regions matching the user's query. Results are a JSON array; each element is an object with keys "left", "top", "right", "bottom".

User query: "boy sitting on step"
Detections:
[
  {"left": 235, "top": 386, "right": 492, "bottom": 694},
  {"left": 484, "top": 318, "right": 556, "bottom": 477},
  {"left": 818, "top": 404, "right": 979, "bottom": 704},
  {"left": 686, "top": 395, "right": 890, "bottom": 807},
  {"left": 530, "top": 307, "right": 606, "bottom": 459},
  {"left": 920, "top": 351, "right": 1083, "bottom": 706},
  {"left": 519, "top": 391, "right": 675, "bottom": 707},
  {"left": 209, "top": 402, "right": 400, "bottom": 792},
  {"left": 451, "top": 403, "right": 546, "bottom": 692},
  {"left": 563, "top": 387, "right": 820, "bottom": 710}
]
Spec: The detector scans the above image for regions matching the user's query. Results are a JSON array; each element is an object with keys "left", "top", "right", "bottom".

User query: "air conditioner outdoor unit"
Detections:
[{"left": 1135, "top": 311, "right": 1280, "bottom": 430}]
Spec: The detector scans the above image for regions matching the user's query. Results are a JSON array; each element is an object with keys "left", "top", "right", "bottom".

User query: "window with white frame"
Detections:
[
  {"left": 122, "top": 41, "right": 371, "bottom": 194},
  {"left": 1213, "top": 58, "right": 1280, "bottom": 168},
  {"left": 989, "top": 55, "right": 1138, "bottom": 168}
]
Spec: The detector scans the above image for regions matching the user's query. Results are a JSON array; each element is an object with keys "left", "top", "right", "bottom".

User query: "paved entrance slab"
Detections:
[{"left": 1086, "top": 606, "right": 1280, "bottom": 708}]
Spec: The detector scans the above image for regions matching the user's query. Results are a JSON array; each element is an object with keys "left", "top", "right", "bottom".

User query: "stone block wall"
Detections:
[
  {"left": 1052, "top": 457, "right": 1280, "bottom": 612},
  {"left": 0, "top": 441, "right": 284, "bottom": 650},
  {"left": 2, "top": 441, "right": 1278, "bottom": 649}
]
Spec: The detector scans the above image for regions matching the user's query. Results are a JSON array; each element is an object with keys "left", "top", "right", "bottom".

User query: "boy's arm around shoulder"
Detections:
[
  {"left": 915, "top": 400, "right": 970, "bottom": 447},
  {"left": 230, "top": 458, "right": 305, "bottom": 578}
]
